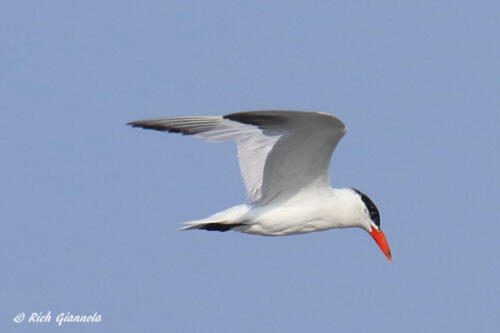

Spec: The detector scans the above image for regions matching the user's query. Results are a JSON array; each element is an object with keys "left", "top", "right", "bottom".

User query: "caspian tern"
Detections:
[{"left": 128, "top": 110, "right": 392, "bottom": 261}]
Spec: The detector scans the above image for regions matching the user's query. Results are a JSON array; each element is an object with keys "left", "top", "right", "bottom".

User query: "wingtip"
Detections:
[
  {"left": 126, "top": 121, "right": 142, "bottom": 127},
  {"left": 126, "top": 120, "right": 166, "bottom": 131}
]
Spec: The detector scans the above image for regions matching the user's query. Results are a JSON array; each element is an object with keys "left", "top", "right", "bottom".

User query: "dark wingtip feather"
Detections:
[
  {"left": 127, "top": 120, "right": 170, "bottom": 132},
  {"left": 126, "top": 121, "right": 144, "bottom": 128},
  {"left": 126, "top": 120, "right": 197, "bottom": 134}
]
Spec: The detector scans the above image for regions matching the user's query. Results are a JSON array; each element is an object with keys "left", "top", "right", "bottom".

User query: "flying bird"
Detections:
[{"left": 128, "top": 110, "right": 392, "bottom": 261}]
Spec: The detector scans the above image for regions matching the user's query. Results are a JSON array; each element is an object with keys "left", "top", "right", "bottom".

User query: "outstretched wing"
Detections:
[
  {"left": 127, "top": 114, "right": 279, "bottom": 200},
  {"left": 127, "top": 110, "right": 346, "bottom": 203}
]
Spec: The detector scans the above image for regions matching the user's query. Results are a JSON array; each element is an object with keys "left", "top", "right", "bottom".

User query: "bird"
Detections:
[{"left": 128, "top": 110, "right": 392, "bottom": 261}]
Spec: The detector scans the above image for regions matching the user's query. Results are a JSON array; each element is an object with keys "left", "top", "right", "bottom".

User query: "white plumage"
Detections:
[{"left": 128, "top": 110, "right": 392, "bottom": 260}]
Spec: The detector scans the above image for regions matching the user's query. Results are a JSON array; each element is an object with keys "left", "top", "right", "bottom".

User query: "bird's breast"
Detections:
[{"left": 241, "top": 196, "right": 339, "bottom": 236}]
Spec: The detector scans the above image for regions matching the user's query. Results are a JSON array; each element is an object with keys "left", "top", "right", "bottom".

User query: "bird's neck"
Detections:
[{"left": 323, "top": 188, "right": 367, "bottom": 230}]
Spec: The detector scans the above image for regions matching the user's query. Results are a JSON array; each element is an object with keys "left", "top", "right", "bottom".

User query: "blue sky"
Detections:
[{"left": 2, "top": 1, "right": 499, "bottom": 332}]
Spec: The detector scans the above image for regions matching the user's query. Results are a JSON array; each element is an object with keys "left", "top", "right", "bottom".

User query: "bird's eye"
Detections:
[{"left": 353, "top": 188, "right": 381, "bottom": 228}]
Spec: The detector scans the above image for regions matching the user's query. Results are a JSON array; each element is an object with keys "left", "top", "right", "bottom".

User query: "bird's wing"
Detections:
[
  {"left": 127, "top": 110, "right": 346, "bottom": 203},
  {"left": 224, "top": 111, "right": 346, "bottom": 202},
  {"left": 127, "top": 114, "right": 279, "bottom": 200}
]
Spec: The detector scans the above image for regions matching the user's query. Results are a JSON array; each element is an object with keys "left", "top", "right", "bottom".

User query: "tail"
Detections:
[
  {"left": 180, "top": 220, "right": 244, "bottom": 232},
  {"left": 179, "top": 204, "right": 250, "bottom": 232}
]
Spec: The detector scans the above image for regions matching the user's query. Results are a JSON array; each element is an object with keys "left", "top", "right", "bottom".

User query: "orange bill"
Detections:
[{"left": 369, "top": 228, "right": 392, "bottom": 261}]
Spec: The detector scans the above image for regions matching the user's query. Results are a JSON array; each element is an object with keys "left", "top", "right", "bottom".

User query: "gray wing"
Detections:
[
  {"left": 128, "top": 110, "right": 346, "bottom": 203},
  {"left": 224, "top": 111, "right": 346, "bottom": 203}
]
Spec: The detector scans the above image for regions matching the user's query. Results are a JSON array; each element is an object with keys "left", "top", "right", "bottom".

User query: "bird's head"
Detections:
[{"left": 352, "top": 189, "right": 392, "bottom": 261}]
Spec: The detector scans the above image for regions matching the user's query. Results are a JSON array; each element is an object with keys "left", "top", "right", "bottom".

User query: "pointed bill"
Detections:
[{"left": 369, "top": 228, "right": 392, "bottom": 261}]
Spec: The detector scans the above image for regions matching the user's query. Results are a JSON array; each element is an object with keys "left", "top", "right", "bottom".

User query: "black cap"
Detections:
[{"left": 352, "top": 188, "right": 380, "bottom": 229}]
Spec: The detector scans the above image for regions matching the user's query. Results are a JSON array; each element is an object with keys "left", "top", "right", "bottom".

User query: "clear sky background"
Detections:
[{"left": 2, "top": 1, "right": 499, "bottom": 332}]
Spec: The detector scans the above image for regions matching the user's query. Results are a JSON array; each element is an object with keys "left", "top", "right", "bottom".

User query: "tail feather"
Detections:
[
  {"left": 178, "top": 205, "right": 250, "bottom": 232},
  {"left": 180, "top": 221, "right": 244, "bottom": 232}
]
